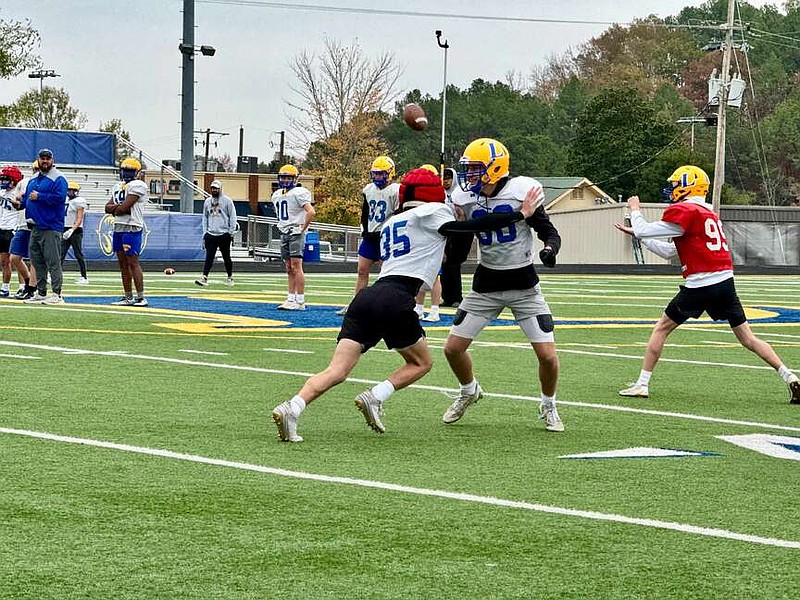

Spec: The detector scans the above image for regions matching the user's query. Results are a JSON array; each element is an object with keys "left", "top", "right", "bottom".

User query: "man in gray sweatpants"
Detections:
[{"left": 17, "top": 148, "right": 67, "bottom": 305}]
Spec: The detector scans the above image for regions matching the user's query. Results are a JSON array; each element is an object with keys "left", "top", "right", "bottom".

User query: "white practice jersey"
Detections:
[
  {"left": 450, "top": 176, "right": 544, "bottom": 270},
  {"left": 377, "top": 203, "right": 454, "bottom": 289},
  {"left": 362, "top": 182, "right": 400, "bottom": 233},
  {"left": 65, "top": 195, "right": 89, "bottom": 227},
  {"left": 271, "top": 185, "right": 312, "bottom": 234},
  {"left": 15, "top": 178, "right": 30, "bottom": 230},
  {"left": 110, "top": 179, "right": 148, "bottom": 229},
  {"left": 0, "top": 189, "right": 18, "bottom": 230}
]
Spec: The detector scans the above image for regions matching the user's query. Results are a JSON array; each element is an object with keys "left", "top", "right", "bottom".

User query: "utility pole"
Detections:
[
  {"left": 239, "top": 125, "right": 244, "bottom": 157},
  {"left": 195, "top": 128, "right": 229, "bottom": 171},
  {"left": 711, "top": 0, "right": 736, "bottom": 214}
]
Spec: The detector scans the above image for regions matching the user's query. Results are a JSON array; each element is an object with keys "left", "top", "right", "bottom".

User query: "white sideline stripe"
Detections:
[
  {"left": 179, "top": 349, "right": 229, "bottom": 356},
  {"left": 1, "top": 426, "right": 797, "bottom": 550},
  {"left": 0, "top": 352, "right": 40, "bottom": 360},
  {"left": 1, "top": 339, "right": 798, "bottom": 433}
]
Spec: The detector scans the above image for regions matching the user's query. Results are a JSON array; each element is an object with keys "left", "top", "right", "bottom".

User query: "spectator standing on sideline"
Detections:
[
  {"left": 0, "top": 166, "right": 24, "bottom": 297},
  {"left": 271, "top": 165, "right": 314, "bottom": 310},
  {"left": 336, "top": 156, "right": 400, "bottom": 315},
  {"left": 441, "top": 138, "right": 564, "bottom": 432},
  {"left": 106, "top": 157, "right": 149, "bottom": 307},
  {"left": 18, "top": 148, "right": 67, "bottom": 305},
  {"left": 271, "top": 167, "right": 543, "bottom": 442},
  {"left": 61, "top": 181, "right": 89, "bottom": 285},
  {"left": 196, "top": 180, "right": 237, "bottom": 287},
  {"left": 9, "top": 161, "right": 38, "bottom": 299},
  {"left": 614, "top": 165, "right": 800, "bottom": 404}
]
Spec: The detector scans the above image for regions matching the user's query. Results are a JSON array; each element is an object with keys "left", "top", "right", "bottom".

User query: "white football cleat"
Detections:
[
  {"left": 42, "top": 293, "right": 65, "bottom": 305},
  {"left": 618, "top": 383, "right": 649, "bottom": 398},
  {"left": 335, "top": 305, "right": 349, "bottom": 316},
  {"left": 421, "top": 311, "right": 440, "bottom": 322},
  {"left": 226, "top": 277, "right": 234, "bottom": 287},
  {"left": 443, "top": 385, "right": 483, "bottom": 424},
  {"left": 271, "top": 401, "right": 303, "bottom": 442},
  {"left": 23, "top": 292, "right": 48, "bottom": 304},
  {"left": 112, "top": 297, "right": 135, "bottom": 306},
  {"left": 195, "top": 276, "right": 209, "bottom": 287},
  {"left": 75, "top": 277, "right": 89, "bottom": 285},
  {"left": 277, "top": 301, "right": 297, "bottom": 310},
  {"left": 354, "top": 390, "right": 385, "bottom": 433},
  {"left": 539, "top": 402, "right": 564, "bottom": 432}
]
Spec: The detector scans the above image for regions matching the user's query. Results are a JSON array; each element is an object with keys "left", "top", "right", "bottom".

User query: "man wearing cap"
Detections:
[
  {"left": 18, "top": 149, "right": 67, "bottom": 305},
  {"left": 61, "top": 181, "right": 89, "bottom": 285},
  {"left": 195, "top": 180, "right": 237, "bottom": 287}
]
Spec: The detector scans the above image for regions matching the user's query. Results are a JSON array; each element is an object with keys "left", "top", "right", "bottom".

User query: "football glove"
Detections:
[
  {"left": 539, "top": 247, "right": 556, "bottom": 268},
  {"left": 62, "top": 229, "right": 73, "bottom": 240}
]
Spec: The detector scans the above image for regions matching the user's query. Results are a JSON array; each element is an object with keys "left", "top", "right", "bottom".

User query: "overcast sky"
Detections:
[{"left": 0, "top": 1, "right": 779, "bottom": 166}]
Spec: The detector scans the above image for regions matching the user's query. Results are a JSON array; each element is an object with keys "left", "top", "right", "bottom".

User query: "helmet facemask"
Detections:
[{"left": 371, "top": 170, "right": 390, "bottom": 189}]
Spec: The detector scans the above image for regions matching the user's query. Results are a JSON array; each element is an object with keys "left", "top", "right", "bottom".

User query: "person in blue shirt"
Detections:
[{"left": 16, "top": 148, "right": 68, "bottom": 304}]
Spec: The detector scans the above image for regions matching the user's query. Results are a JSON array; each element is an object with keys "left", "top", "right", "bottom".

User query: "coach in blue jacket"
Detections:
[{"left": 19, "top": 148, "right": 67, "bottom": 304}]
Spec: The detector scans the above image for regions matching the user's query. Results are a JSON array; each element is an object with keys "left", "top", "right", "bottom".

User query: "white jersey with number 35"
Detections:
[
  {"left": 377, "top": 203, "right": 454, "bottom": 289},
  {"left": 451, "top": 176, "right": 544, "bottom": 270}
]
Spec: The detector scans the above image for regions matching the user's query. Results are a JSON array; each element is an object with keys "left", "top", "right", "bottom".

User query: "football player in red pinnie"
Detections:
[{"left": 614, "top": 165, "right": 800, "bottom": 404}]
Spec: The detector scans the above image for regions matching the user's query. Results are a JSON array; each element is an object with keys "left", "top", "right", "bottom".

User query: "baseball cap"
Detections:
[
  {"left": 38, "top": 148, "right": 53, "bottom": 158},
  {"left": 210, "top": 180, "right": 222, "bottom": 189}
]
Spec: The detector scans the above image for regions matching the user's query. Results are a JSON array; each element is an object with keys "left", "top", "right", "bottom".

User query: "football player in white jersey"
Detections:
[
  {"left": 61, "top": 181, "right": 89, "bottom": 284},
  {"left": 271, "top": 167, "right": 542, "bottom": 442},
  {"left": 442, "top": 138, "right": 565, "bottom": 432},
  {"left": 335, "top": 155, "right": 400, "bottom": 315},
  {"left": 271, "top": 164, "right": 315, "bottom": 310},
  {"left": 0, "top": 166, "right": 24, "bottom": 297},
  {"left": 106, "top": 157, "right": 149, "bottom": 306}
]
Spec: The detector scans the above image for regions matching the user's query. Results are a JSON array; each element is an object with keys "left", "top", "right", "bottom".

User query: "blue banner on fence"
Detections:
[
  {"left": 0, "top": 128, "right": 115, "bottom": 166},
  {"left": 64, "top": 212, "right": 205, "bottom": 261}
]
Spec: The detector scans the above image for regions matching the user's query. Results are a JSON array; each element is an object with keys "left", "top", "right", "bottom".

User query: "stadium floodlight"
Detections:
[{"left": 28, "top": 69, "right": 60, "bottom": 94}]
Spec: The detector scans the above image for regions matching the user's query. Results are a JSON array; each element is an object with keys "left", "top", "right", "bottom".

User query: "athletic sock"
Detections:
[
  {"left": 289, "top": 395, "right": 306, "bottom": 415},
  {"left": 460, "top": 379, "right": 478, "bottom": 396},
  {"left": 540, "top": 393, "right": 556, "bottom": 408},
  {"left": 637, "top": 370, "right": 652, "bottom": 386},
  {"left": 371, "top": 380, "right": 395, "bottom": 403},
  {"left": 295, "top": 294, "right": 305, "bottom": 305},
  {"left": 778, "top": 365, "right": 796, "bottom": 383}
]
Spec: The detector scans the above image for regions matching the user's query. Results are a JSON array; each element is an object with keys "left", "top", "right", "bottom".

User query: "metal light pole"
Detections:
[
  {"left": 435, "top": 30, "right": 449, "bottom": 178},
  {"left": 676, "top": 117, "right": 707, "bottom": 153},
  {"left": 178, "top": 0, "right": 216, "bottom": 213},
  {"left": 28, "top": 68, "right": 60, "bottom": 95}
]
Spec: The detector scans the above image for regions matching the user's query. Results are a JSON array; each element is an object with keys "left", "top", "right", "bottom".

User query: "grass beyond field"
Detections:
[{"left": 1, "top": 271, "right": 799, "bottom": 598}]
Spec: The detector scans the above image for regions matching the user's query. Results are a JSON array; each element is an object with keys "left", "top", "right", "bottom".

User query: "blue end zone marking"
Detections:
[
  {"left": 778, "top": 443, "right": 800, "bottom": 454},
  {"left": 69, "top": 297, "right": 800, "bottom": 330}
]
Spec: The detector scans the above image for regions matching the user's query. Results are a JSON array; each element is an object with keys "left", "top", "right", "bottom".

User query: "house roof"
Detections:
[{"left": 536, "top": 177, "right": 614, "bottom": 208}]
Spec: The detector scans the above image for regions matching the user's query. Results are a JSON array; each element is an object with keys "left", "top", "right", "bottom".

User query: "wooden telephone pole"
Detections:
[{"left": 711, "top": 0, "right": 737, "bottom": 214}]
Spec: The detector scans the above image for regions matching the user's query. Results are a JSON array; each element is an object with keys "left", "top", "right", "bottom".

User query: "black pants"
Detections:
[
  {"left": 203, "top": 232, "right": 233, "bottom": 276},
  {"left": 61, "top": 227, "right": 87, "bottom": 278}
]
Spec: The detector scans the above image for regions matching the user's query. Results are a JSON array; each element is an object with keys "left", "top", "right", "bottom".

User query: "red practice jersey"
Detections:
[{"left": 661, "top": 201, "right": 733, "bottom": 278}]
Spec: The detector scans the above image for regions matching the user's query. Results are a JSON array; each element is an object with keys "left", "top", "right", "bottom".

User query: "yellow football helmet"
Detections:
[
  {"left": 667, "top": 165, "right": 709, "bottom": 202},
  {"left": 458, "top": 138, "right": 510, "bottom": 194},
  {"left": 278, "top": 164, "right": 299, "bottom": 189},
  {"left": 419, "top": 163, "right": 439, "bottom": 176},
  {"left": 32, "top": 159, "right": 39, "bottom": 171},
  {"left": 370, "top": 156, "right": 395, "bottom": 188},
  {"left": 67, "top": 181, "right": 80, "bottom": 192},
  {"left": 120, "top": 157, "right": 142, "bottom": 183}
]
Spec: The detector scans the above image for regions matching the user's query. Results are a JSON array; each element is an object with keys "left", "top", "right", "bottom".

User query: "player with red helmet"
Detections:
[
  {"left": 0, "top": 166, "right": 25, "bottom": 297},
  {"left": 271, "top": 168, "right": 542, "bottom": 442},
  {"left": 615, "top": 165, "right": 800, "bottom": 403}
]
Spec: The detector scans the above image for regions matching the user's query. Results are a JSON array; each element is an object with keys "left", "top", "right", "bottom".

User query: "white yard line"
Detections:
[
  {"left": 179, "top": 349, "right": 229, "bottom": 356},
  {"left": 263, "top": 348, "right": 313, "bottom": 354},
  {"left": 0, "top": 425, "right": 796, "bottom": 549},
  {"left": 0, "top": 339, "right": 797, "bottom": 433},
  {"left": 0, "top": 353, "right": 40, "bottom": 360}
]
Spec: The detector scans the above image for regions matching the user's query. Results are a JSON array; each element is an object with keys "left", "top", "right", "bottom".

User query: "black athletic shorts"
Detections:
[
  {"left": 0, "top": 229, "right": 13, "bottom": 254},
  {"left": 665, "top": 277, "right": 746, "bottom": 327},
  {"left": 338, "top": 275, "right": 425, "bottom": 352}
]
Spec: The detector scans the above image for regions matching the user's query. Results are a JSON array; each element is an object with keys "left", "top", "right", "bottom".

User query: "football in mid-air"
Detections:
[{"left": 403, "top": 103, "right": 428, "bottom": 131}]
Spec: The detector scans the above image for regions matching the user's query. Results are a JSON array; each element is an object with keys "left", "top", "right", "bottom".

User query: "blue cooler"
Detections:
[{"left": 303, "top": 230, "right": 321, "bottom": 262}]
